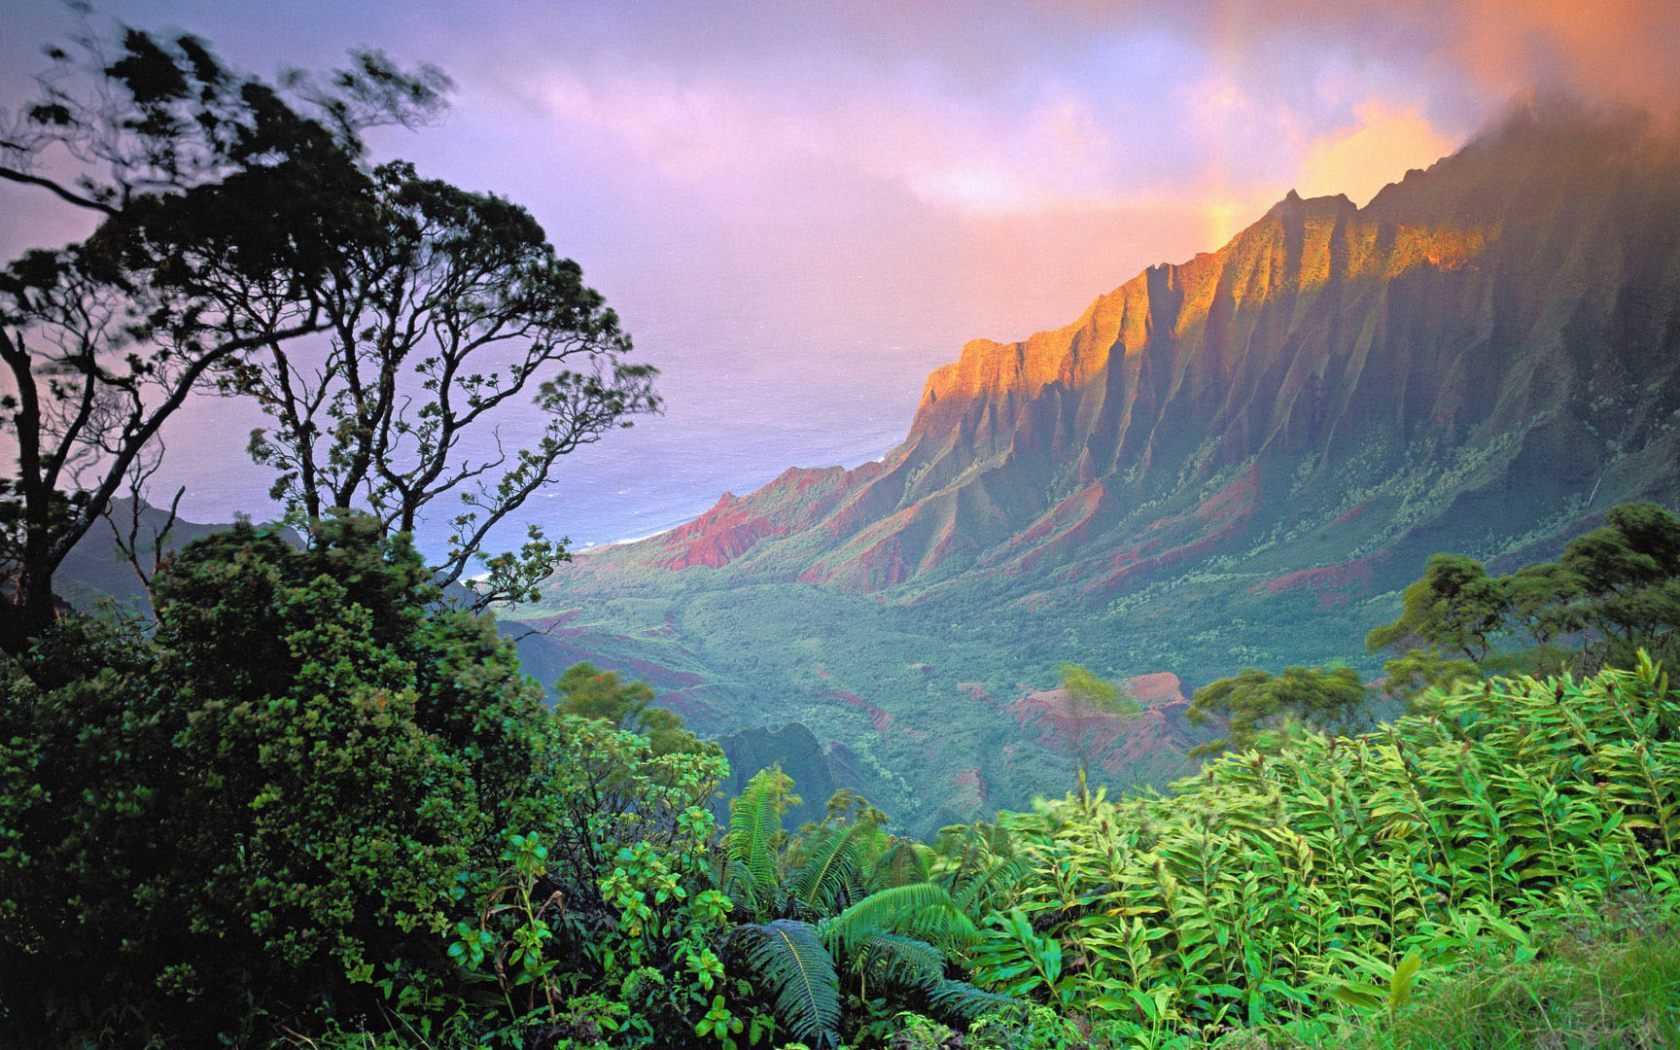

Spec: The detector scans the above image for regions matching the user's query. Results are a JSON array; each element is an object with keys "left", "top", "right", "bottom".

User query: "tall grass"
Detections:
[{"left": 1266, "top": 918, "right": 1680, "bottom": 1049}]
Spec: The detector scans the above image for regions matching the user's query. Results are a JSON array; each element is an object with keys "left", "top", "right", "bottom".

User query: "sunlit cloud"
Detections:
[
  {"left": 529, "top": 68, "right": 1137, "bottom": 217},
  {"left": 1297, "top": 101, "right": 1459, "bottom": 206},
  {"left": 1442, "top": 0, "right": 1680, "bottom": 113}
]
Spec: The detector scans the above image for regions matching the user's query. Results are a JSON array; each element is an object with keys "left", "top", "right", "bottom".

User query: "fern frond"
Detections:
[
  {"left": 821, "top": 882, "right": 978, "bottom": 954},
  {"left": 735, "top": 919, "right": 841, "bottom": 1047},
  {"left": 870, "top": 838, "right": 931, "bottom": 890},
  {"left": 787, "top": 820, "right": 876, "bottom": 916},
  {"left": 949, "top": 855, "right": 1027, "bottom": 917},
  {"left": 930, "top": 978, "right": 1019, "bottom": 1023},
  {"left": 854, "top": 931, "right": 944, "bottom": 990},
  {"left": 726, "top": 768, "right": 793, "bottom": 919}
]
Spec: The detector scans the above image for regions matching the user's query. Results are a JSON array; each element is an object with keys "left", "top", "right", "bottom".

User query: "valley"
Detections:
[{"left": 509, "top": 101, "right": 1680, "bottom": 829}]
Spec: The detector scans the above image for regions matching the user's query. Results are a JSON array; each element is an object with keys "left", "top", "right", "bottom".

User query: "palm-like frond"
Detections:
[
  {"left": 868, "top": 837, "right": 931, "bottom": 890},
  {"left": 735, "top": 919, "right": 841, "bottom": 1047},
  {"left": 948, "top": 854, "right": 1027, "bottom": 917},
  {"left": 853, "top": 931, "right": 944, "bottom": 990},
  {"left": 726, "top": 768, "right": 791, "bottom": 919},
  {"left": 930, "top": 978, "right": 1019, "bottom": 1023},
  {"left": 821, "top": 882, "right": 979, "bottom": 954},
  {"left": 787, "top": 819, "right": 878, "bottom": 916}
]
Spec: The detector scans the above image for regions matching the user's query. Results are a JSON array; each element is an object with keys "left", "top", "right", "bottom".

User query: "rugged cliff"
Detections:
[{"left": 517, "top": 101, "right": 1680, "bottom": 829}]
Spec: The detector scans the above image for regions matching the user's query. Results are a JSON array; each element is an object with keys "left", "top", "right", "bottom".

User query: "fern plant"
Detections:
[{"left": 720, "top": 769, "right": 1014, "bottom": 1046}]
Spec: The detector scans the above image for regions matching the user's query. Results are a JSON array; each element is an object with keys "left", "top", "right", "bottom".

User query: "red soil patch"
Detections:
[
  {"left": 959, "top": 682, "right": 1000, "bottom": 707},
  {"left": 619, "top": 656, "right": 704, "bottom": 689},
  {"left": 655, "top": 494, "right": 789, "bottom": 570},
  {"left": 952, "top": 768, "right": 988, "bottom": 809},
  {"left": 525, "top": 609, "right": 585, "bottom": 633},
  {"left": 832, "top": 690, "right": 893, "bottom": 733},
  {"left": 1332, "top": 501, "right": 1372, "bottom": 526},
  {"left": 1123, "top": 672, "right": 1185, "bottom": 703},
  {"left": 1250, "top": 553, "right": 1384, "bottom": 608}
]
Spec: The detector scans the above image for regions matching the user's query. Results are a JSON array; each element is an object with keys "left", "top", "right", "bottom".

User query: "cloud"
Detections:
[
  {"left": 1296, "top": 101, "right": 1459, "bottom": 205},
  {"left": 1442, "top": 0, "right": 1680, "bottom": 113},
  {"left": 527, "top": 65, "right": 1150, "bottom": 218}
]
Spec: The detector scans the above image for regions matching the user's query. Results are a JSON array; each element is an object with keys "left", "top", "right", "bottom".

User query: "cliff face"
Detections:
[
  {"left": 523, "top": 102, "right": 1680, "bottom": 830},
  {"left": 583, "top": 102, "right": 1680, "bottom": 606}
]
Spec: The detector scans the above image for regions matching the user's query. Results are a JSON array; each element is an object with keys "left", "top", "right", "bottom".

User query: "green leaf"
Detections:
[
  {"left": 1388, "top": 952, "right": 1423, "bottom": 1011},
  {"left": 734, "top": 920, "right": 841, "bottom": 1046}
]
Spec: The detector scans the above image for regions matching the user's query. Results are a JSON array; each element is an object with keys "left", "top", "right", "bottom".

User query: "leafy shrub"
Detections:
[
  {"left": 0, "top": 516, "right": 559, "bottom": 1046},
  {"left": 971, "top": 657, "right": 1680, "bottom": 1044}
]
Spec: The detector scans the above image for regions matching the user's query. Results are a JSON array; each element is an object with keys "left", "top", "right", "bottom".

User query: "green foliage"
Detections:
[
  {"left": 968, "top": 658, "right": 1680, "bottom": 1046},
  {"left": 713, "top": 769, "right": 1012, "bottom": 1046},
  {"left": 0, "top": 515, "right": 557, "bottom": 1046},
  {"left": 1366, "top": 554, "right": 1506, "bottom": 662},
  {"left": 554, "top": 661, "right": 715, "bottom": 757},
  {"left": 1553, "top": 502, "right": 1680, "bottom": 668},
  {"left": 1371, "top": 503, "right": 1680, "bottom": 703},
  {"left": 461, "top": 752, "right": 740, "bottom": 1048},
  {"left": 1246, "top": 917, "right": 1680, "bottom": 1048},
  {"left": 725, "top": 767, "right": 800, "bottom": 920},
  {"left": 1368, "top": 647, "right": 1480, "bottom": 708},
  {"left": 734, "top": 920, "right": 842, "bottom": 1046},
  {"left": 1186, "top": 664, "right": 1368, "bottom": 756}
]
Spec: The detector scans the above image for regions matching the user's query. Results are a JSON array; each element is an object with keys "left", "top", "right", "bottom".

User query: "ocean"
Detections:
[{"left": 148, "top": 351, "right": 924, "bottom": 562}]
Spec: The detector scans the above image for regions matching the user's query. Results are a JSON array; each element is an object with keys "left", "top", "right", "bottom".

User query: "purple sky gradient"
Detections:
[{"left": 4, "top": 1, "right": 1678, "bottom": 548}]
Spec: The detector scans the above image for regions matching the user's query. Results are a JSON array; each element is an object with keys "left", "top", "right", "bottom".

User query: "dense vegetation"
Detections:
[
  {"left": 4, "top": 509, "right": 1679, "bottom": 1047},
  {"left": 4, "top": 20, "right": 1680, "bottom": 1050}
]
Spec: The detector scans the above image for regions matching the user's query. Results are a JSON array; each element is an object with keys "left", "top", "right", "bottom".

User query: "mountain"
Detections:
[
  {"left": 511, "top": 99, "right": 1680, "bottom": 832},
  {"left": 55, "top": 501, "right": 304, "bottom": 614}
]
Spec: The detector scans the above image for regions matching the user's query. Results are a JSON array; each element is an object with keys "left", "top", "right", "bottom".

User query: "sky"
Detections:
[{"left": 3, "top": 1, "right": 1679, "bottom": 549}]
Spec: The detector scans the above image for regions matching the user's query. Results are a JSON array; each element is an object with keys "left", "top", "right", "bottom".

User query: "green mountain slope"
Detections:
[{"left": 513, "top": 100, "right": 1680, "bottom": 831}]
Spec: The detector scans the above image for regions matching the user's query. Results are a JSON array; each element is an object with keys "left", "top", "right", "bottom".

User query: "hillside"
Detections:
[{"left": 510, "top": 100, "right": 1680, "bottom": 831}]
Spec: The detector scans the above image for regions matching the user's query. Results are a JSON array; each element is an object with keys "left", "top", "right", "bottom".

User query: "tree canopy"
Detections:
[
  {"left": 1186, "top": 664, "right": 1367, "bottom": 756},
  {"left": 553, "top": 661, "right": 711, "bottom": 757},
  {"left": 1367, "top": 502, "right": 1680, "bottom": 699},
  {"left": 0, "top": 24, "right": 654, "bottom": 654},
  {"left": 0, "top": 28, "right": 441, "bottom": 653}
]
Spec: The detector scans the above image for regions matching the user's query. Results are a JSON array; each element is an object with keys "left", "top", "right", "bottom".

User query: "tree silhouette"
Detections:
[
  {"left": 0, "top": 27, "right": 441, "bottom": 652},
  {"left": 1, "top": 24, "right": 653, "bottom": 651}
]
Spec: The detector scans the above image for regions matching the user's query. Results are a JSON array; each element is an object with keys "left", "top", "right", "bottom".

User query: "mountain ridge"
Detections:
[{"left": 514, "top": 99, "right": 1680, "bottom": 829}]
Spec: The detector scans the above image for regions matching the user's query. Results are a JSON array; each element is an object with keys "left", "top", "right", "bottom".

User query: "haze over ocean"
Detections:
[
  {"left": 155, "top": 339, "right": 920, "bottom": 555},
  {"left": 7, "top": 2, "right": 1677, "bottom": 563}
]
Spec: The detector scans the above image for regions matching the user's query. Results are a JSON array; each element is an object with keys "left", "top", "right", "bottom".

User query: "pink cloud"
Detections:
[{"left": 1297, "top": 101, "right": 1459, "bottom": 205}]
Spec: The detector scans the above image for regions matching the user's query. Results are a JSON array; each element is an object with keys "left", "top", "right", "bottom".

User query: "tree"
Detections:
[
  {"left": 1552, "top": 501, "right": 1680, "bottom": 666},
  {"left": 0, "top": 514, "right": 563, "bottom": 1046},
  {"left": 553, "top": 660, "right": 710, "bottom": 757},
  {"left": 1, "top": 23, "right": 653, "bottom": 654},
  {"left": 1365, "top": 553, "right": 1507, "bottom": 662},
  {"left": 1042, "top": 663, "right": 1141, "bottom": 804},
  {"left": 0, "top": 26, "right": 445, "bottom": 654},
  {"left": 1186, "top": 664, "right": 1368, "bottom": 756},
  {"left": 1369, "top": 503, "right": 1680, "bottom": 698},
  {"left": 1502, "top": 559, "right": 1580, "bottom": 651},
  {"left": 227, "top": 161, "right": 657, "bottom": 608}
]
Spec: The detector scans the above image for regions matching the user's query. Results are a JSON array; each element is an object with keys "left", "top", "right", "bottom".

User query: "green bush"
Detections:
[
  {"left": 0, "top": 516, "right": 559, "bottom": 1046},
  {"left": 969, "top": 657, "right": 1680, "bottom": 1045}
]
